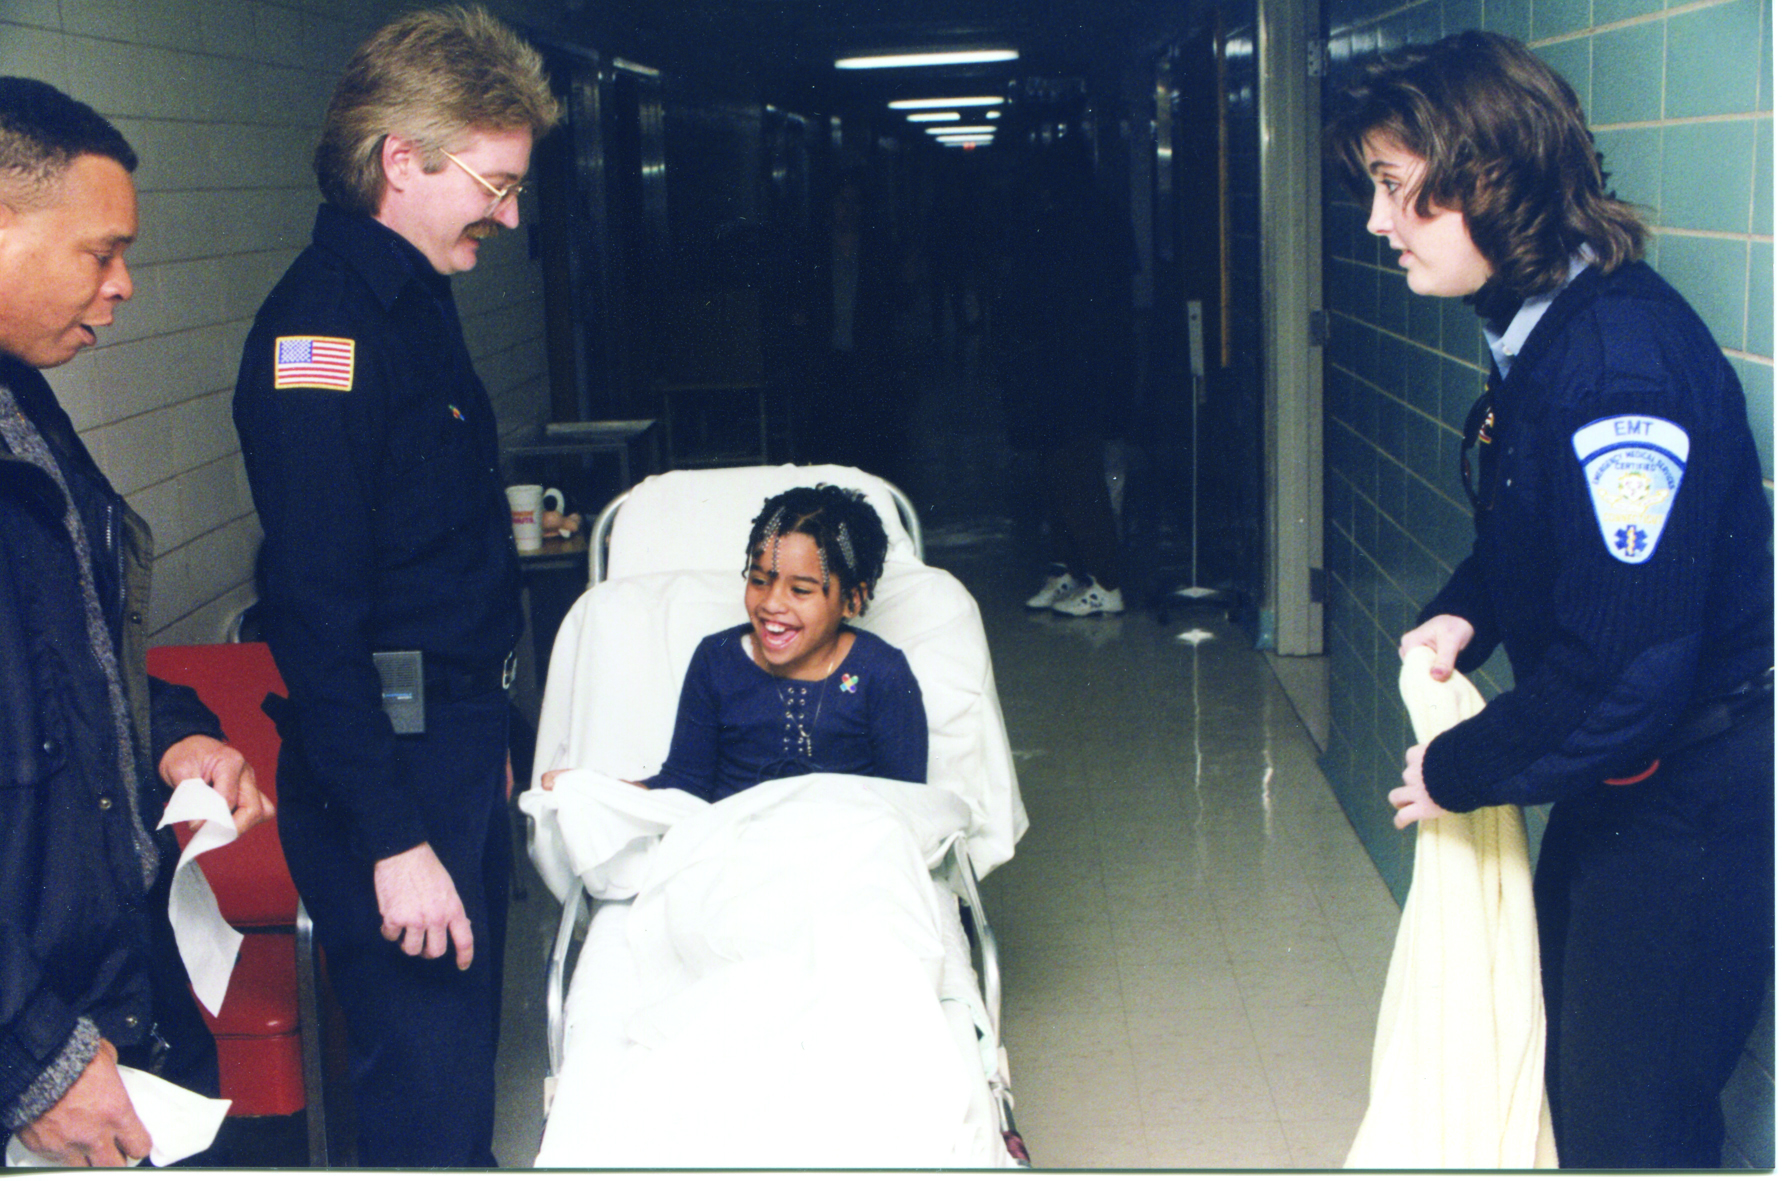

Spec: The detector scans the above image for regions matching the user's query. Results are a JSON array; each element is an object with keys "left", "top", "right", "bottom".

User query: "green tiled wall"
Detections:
[{"left": 1320, "top": 0, "right": 1774, "bottom": 1167}]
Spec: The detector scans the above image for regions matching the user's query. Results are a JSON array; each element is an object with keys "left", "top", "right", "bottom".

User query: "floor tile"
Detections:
[
  {"left": 1284, "top": 1117, "right": 1363, "bottom": 1168},
  {"left": 1135, "top": 1061, "right": 1279, "bottom": 1130},
  {"left": 1119, "top": 957, "right": 1247, "bottom": 1013},
  {"left": 1109, "top": 919, "right": 1227, "bottom": 967},
  {"left": 1146, "top": 1118, "right": 1296, "bottom": 1169},
  {"left": 1249, "top": 1003, "right": 1378, "bottom": 1123},
  {"left": 1009, "top": 1044, "right": 1141, "bottom": 1123},
  {"left": 1125, "top": 1005, "right": 1263, "bottom": 1058},
  {"left": 1023, "top": 1118, "right": 1151, "bottom": 1169}
]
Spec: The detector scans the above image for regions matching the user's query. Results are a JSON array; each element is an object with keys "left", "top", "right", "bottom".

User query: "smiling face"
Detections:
[
  {"left": 0, "top": 154, "right": 137, "bottom": 368},
  {"left": 375, "top": 126, "right": 532, "bottom": 275},
  {"left": 744, "top": 531, "right": 860, "bottom": 680},
  {"left": 1362, "top": 133, "right": 1493, "bottom": 298}
]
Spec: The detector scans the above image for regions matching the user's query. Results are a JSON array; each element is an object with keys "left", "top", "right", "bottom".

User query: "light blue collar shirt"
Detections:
[{"left": 1483, "top": 252, "right": 1593, "bottom": 379}]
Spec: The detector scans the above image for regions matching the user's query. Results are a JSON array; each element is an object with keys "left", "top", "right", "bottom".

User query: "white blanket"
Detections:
[
  {"left": 1346, "top": 647, "right": 1558, "bottom": 1168},
  {"left": 524, "top": 773, "right": 1011, "bottom": 1168}
]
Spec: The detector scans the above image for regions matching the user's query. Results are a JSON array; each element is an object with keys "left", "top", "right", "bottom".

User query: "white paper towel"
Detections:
[
  {"left": 4, "top": 1065, "right": 231, "bottom": 1167},
  {"left": 155, "top": 779, "right": 244, "bottom": 1017}
]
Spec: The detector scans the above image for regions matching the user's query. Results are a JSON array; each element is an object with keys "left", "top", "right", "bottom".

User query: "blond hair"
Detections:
[{"left": 314, "top": 5, "right": 560, "bottom": 217}]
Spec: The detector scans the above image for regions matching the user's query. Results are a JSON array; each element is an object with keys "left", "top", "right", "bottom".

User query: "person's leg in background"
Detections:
[{"left": 1043, "top": 433, "right": 1122, "bottom": 616}]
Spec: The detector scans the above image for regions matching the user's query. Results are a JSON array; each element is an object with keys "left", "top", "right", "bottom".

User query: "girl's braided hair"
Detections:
[{"left": 744, "top": 484, "right": 890, "bottom": 613}]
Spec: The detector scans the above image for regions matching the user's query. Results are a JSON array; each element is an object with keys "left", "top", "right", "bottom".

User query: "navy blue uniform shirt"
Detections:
[
  {"left": 233, "top": 204, "right": 523, "bottom": 862},
  {"left": 1421, "top": 261, "right": 1773, "bottom": 811}
]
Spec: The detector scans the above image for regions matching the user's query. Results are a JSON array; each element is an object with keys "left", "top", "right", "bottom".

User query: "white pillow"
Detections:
[{"left": 604, "top": 464, "right": 920, "bottom": 580}]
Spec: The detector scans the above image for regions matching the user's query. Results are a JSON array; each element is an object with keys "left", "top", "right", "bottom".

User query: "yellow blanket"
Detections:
[{"left": 1346, "top": 647, "right": 1558, "bottom": 1168}]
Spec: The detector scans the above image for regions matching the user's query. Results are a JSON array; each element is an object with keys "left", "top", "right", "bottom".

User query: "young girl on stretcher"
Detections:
[{"left": 541, "top": 483, "right": 928, "bottom": 798}]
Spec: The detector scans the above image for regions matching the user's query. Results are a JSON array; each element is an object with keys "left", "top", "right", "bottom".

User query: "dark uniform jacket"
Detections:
[
  {"left": 1421, "top": 261, "right": 1773, "bottom": 811},
  {"left": 0, "top": 353, "right": 222, "bottom": 1124},
  {"left": 232, "top": 205, "right": 522, "bottom": 865}
]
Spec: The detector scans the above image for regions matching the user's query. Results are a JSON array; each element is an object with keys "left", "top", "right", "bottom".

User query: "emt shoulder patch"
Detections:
[
  {"left": 274, "top": 335, "right": 355, "bottom": 391},
  {"left": 1571, "top": 415, "right": 1689, "bottom": 564}
]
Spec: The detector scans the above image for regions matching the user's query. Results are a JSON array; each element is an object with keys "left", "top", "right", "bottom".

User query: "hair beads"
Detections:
[{"left": 744, "top": 484, "right": 891, "bottom": 614}]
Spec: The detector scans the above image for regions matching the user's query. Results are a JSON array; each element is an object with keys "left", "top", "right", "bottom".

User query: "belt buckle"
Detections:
[{"left": 501, "top": 649, "right": 518, "bottom": 691}]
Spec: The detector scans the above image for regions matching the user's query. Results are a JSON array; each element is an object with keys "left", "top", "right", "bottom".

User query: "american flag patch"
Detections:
[{"left": 273, "top": 335, "right": 355, "bottom": 390}]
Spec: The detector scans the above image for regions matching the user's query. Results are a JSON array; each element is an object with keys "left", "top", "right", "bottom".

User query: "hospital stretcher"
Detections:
[{"left": 519, "top": 465, "right": 1031, "bottom": 1167}]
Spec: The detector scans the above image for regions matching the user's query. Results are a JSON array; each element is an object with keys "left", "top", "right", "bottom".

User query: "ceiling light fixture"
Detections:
[
  {"left": 838, "top": 49, "right": 1018, "bottom": 70},
  {"left": 907, "top": 112, "right": 961, "bottom": 122},
  {"left": 926, "top": 125, "right": 995, "bottom": 136},
  {"left": 888, "top": 96, "right": 1005, "bottom": 109}
]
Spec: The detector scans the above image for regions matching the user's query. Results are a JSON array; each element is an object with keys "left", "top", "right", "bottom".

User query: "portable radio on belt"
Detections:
[
  {"left": 1460, "top": 392, "right": 1497, "bottom": 512},
  {"left": 373, "top": 650, "right": 426, "bottom": 734}
]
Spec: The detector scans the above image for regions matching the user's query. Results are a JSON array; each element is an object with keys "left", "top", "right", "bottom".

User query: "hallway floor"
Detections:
[
  {"left": 954, "top": 575, "right": 1398, "bottom": 1168},
  {"left": 492, "top": 329, "right": 1404, "bottom": 1169}
]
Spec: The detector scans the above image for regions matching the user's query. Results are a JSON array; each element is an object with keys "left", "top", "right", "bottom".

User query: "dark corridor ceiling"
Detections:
[{"left": 559, "top": 0, "right": 1161, "bottom": 109}]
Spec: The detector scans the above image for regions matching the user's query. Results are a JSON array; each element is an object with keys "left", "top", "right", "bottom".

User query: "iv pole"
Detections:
[{"left": 1177, "top": 298, "right": 1218, "bottom": 599}]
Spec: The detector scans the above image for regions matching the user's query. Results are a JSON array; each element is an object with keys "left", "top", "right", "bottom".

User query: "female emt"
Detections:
[{"left": 1327, "top": 31, "right": 1773, "bottom": 1169}]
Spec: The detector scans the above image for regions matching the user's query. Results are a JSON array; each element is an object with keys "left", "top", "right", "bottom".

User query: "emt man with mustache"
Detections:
[{"left": 232, "top": 6, "right": 558, "bottom": 1166}]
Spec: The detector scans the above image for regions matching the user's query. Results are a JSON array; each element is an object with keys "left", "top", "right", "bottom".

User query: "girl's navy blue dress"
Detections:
[{"left": 646, "top": 623, "right": 928, "bottom": 802}]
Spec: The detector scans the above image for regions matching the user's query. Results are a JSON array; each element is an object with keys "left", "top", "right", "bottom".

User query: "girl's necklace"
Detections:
[{"left": 762, "top": 637, "right": 844, "bottom": 762}]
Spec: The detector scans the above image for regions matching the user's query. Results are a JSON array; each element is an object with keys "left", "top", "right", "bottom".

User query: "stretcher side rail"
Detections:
[
  {"left": 938, "top": 835, "right": 1001, "bottom": 1043},
  {"left": 543, "top": 883, "right": 590, "bottom": 1115},
  {"left": 937, "top": 834, "right": 1026, "bottom": 1165}
]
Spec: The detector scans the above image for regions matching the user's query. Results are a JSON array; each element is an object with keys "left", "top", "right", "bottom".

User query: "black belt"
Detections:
[
  {"left": 425, "top": 650, "right": 518, "bottom": 702},
  {"left": 1606, "top": 667, "right": 1773, "bottom": 785},
  {"left": 1657, "top": 667, "right": 1773, "bottom": 758}
]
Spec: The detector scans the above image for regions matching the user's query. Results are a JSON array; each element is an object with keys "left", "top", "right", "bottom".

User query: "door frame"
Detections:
[{"left": 1257, "top": 0, "right": 1324, "bottom": 655}]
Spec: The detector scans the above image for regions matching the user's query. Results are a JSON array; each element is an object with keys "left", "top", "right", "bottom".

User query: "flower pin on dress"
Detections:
[{"left": 839, "top": 673, "right": 859, "bottom": 693}]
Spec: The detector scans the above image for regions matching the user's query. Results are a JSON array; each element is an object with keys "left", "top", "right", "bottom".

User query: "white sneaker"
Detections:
[
  {"left": 1051, "top": 579, "right": 1125, "bottom": 616},
  {"left": 1024, "top": 569, "right": 1084, "bottom": 609}
]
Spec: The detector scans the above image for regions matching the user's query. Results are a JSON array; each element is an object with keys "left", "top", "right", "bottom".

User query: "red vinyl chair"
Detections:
[{"left": 146, "top": 642, "right": 330, "bottom": 1166}]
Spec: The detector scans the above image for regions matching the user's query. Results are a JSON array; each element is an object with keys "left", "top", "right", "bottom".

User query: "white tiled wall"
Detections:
[{"left": 4, "top": 0, "right": 566, "bottom": 643}]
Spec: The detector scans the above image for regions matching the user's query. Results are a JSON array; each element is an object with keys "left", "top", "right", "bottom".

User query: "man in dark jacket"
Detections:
[{"left": 0, "top": 78, "right": 269, "bottom": 1167}]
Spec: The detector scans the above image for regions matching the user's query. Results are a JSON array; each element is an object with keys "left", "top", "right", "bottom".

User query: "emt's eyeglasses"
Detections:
[{"left": 442, "top": 149, "right": 526, "bottom": 217}]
